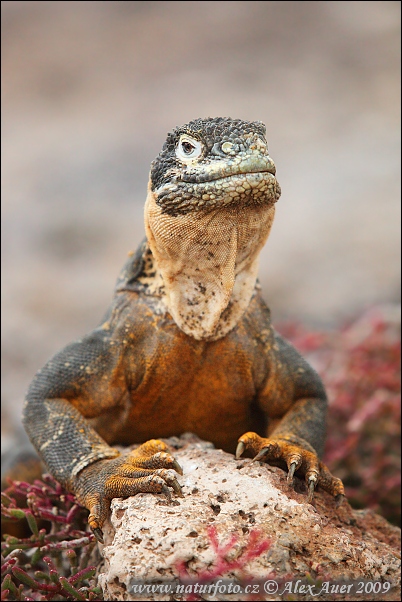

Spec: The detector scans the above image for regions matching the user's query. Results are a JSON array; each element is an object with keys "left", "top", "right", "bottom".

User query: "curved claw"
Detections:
[
  {"left": 92, "top": 527, "right": 104, "bottom": 544},
  {"left": 161, "top": 484, "right": 172, "bottom": 502},
  {"left": 287, "top": 461, "right": 298, "bottom": 483},
  {"left": 235, "top": 441, "right": 246, "bottom": 459},
  {"left": 335, "top": 493, "right": 345, "bottom": 508},
  {"left": 170, "top": 479, "right": 184, "bottom": 498},
  {"left": 307, "top": 477, "right": 317, "bottom": 503},
  {"left": 252, "top": 447, "right": 270, "bottom": 463},
  {"left": 172, "top": 459, "right": 183, "bottom": 476}
]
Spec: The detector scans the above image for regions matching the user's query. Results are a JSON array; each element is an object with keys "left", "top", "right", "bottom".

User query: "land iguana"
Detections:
[{"left": 23, "top": 117, "right": 345, "bottom": 543}]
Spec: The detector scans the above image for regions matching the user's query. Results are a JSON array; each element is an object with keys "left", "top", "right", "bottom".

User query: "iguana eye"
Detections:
[{"left": 176, "top": 135, "right": 202, "bottom": 163}]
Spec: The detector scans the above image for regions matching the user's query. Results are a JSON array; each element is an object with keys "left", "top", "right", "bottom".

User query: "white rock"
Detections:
[{"left": 98, "top": 436, "right": 401, "bottom": 601}]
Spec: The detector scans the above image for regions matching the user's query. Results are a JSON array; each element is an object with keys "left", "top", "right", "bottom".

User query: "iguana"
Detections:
[{"left": 23, "top": 117, "right": 344, "bottom": 543}]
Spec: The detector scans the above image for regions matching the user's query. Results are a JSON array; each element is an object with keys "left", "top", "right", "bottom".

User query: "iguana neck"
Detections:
[{"left": 144, "top": 185, "right": 275, "bottom": 341}]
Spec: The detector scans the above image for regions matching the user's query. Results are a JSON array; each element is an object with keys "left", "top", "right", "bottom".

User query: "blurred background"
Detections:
[{"left": 2, "top": 2, "right": 400, "bottom": 445}]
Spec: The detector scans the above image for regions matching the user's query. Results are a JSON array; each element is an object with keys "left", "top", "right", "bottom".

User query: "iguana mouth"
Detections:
[
  {"left": 178, "top": 151, "right": 277, "bottom": 184},
  {"left": 180, "top": 164, "right": 277, "bottom": 184},
  {"left": 186, "top": 169, "right": 277, "bottom": 184}
]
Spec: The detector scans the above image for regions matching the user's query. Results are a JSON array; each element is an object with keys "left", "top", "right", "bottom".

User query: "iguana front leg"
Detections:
[
  {"left": 237, "top": 332, "right": 344, "bottom": 503},
  {"left": 22, "top": 329, "right": 182, "bottom": 543}
]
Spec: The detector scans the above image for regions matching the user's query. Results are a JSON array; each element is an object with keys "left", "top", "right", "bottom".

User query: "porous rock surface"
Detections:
[{"left": 98, "top": 435, "right": 400, "bottom": 601}]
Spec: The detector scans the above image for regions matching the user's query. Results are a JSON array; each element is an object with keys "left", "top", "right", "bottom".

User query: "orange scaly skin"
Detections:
[{"left": 23, "top": 118, "right": 344, "bottom": 543}]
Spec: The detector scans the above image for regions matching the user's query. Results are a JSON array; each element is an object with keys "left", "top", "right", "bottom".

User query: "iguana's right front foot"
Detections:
[{"left": 75, "top": 439, "right": 183, "bottom": 543}]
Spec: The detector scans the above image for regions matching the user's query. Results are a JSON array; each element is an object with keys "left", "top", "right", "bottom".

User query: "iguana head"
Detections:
[
  {"left": 149, "top": 117, "right": 280, "bottom": 215},
  {"left": 144, "top": 117, "right": 281, "bottom": 341}
]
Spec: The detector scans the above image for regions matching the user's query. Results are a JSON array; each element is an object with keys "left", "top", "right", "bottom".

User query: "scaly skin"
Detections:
[{"left": 23, "top": 117, "right": 344, "bottom": 543}]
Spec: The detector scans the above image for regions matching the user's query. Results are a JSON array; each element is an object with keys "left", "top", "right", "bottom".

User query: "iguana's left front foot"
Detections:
[{"left": 236, "top": 432, "right": 344, "bottom": 504}]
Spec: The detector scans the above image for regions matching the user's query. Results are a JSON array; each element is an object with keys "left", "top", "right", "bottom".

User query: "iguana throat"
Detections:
[{"left": 144, "top": 187, "right": 276, "bottom": 340}]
